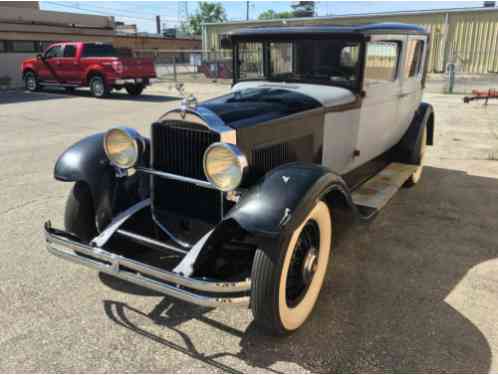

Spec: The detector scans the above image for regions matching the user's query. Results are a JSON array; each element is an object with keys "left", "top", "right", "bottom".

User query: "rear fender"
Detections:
[{"left": 395, "top": 102, "right": 435, "bottom": 162}]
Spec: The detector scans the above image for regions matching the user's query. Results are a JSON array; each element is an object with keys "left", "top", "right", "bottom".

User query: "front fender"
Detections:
[
  {"left": 54, "top": 133, "right": 115, "bottom": 229},
  {"left": 54, "top": 133, "right": 148, "bottom": 230},
  {"left": 226, "top": 163, "right": 355, "bottom": 238}
]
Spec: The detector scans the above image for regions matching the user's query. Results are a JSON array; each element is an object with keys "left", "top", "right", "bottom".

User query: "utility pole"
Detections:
[
  {"left": 156, "top": 15, "right": 161, "bottom": 35},
  {"left": 246, "top": 1, "right": 250, "bottom": 20}
]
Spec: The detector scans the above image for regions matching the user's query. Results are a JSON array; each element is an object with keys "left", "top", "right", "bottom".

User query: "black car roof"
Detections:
[{"left": 227, "top": 22, "right": 427, "bottom": 38}]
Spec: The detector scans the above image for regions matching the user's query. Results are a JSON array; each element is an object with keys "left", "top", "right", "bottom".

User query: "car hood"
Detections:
[{"left": 199, "top": 81, "right": 356, "bottom": 129}]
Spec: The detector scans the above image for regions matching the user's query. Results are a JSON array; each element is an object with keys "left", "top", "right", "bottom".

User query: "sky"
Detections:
[{"left": 40, "top": 1, "right": 486, "bottom": 33}]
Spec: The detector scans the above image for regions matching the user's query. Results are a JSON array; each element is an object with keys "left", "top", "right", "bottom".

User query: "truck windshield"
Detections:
[
  {"left": 236, "top": 39, "right": 361, "bottom": 89},
  {"left": 81, "top": 43, "right": 117, "bottom": 58}
]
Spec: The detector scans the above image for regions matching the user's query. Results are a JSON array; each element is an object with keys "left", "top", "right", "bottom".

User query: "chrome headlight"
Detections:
[
  {"left": 203, "top": 143, "right": 248, "bottom": 192},
  {"left": 103, "top": 127, "right": 140, "bottom": 169}
]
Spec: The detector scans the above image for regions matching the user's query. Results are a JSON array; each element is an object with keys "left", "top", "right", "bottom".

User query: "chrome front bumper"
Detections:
[{"left": 44, "top": 222, "right": 250, "bottom": 307}]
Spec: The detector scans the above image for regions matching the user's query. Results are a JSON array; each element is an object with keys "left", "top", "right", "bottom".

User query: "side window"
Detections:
[
  {"left": 404, "top": 40, "right": 424, "bottom": 78},
  {"left": 63, "top": 45, "right": 77, "bottom": 58},
  {"left": 45, "top": 45, "right": 62, "bottom": 59},
  {"left": 340, "top": 45, "right": 360, "bottom": 68},
  {"left": 270, "top": 42, "right": 293, "bottom": 75},
  {"left": 364, "top": 41, "right": 400, "bottom": 85}
]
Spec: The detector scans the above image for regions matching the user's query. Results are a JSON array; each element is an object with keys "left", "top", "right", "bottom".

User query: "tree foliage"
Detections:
[
  {"left": 258, "top": 9, "right": 294, "bottom": 20},
  {"left": 291, "top": 1, "right": 315, "bottom": 17},
  {"left": 189, "top": 2, "right": 227, "bottom": 35},
  {"left": 257, "top": 2, "right": 315, "bottom": 20}
]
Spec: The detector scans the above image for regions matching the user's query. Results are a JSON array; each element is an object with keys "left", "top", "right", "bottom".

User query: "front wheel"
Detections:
[
  {"left": 64, "top": 182, "right": 97, "bottom": 243},
  {"left": 251, "top": 200, "right": 332, "bottom": 336},
  {"left": 125, "top": 84, "right": 144, "bottom": 96}
]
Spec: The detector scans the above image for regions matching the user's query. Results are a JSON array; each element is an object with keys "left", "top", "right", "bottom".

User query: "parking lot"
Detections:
[{"left": 1, "top": 82, "right": 498, "bottom": 373}]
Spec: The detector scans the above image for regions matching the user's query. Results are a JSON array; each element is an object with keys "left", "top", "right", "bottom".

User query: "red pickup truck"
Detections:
[{"left": 21, "top": 42, "right": 156, "bottom": 98}]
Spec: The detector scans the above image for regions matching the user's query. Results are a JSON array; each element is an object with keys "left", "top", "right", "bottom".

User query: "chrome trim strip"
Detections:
[
  {"left": 116, "top": 229, "right": 188, "bottom": 255},
  {"left": 91, "top": 199, "right": 151, "bottom": 248},
  {"left": 45, "top": 224, "right": 251, "bottom": 307},
  {"left": 136, "top": 167, "right": 216, "bottom": 190},
  {"left": 158, "top": 107, "right": 236, "bottom": 144}
]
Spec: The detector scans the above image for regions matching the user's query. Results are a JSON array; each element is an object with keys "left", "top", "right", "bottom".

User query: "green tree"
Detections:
[
  {"left": 189, "top": 2, "right": 227, "bottom": 35},
  {"left": 291, "top": 1, "right": 315, "bottom": 17},
  {"left": 258, "top": 9, "right": 294, "bottom": 20}
]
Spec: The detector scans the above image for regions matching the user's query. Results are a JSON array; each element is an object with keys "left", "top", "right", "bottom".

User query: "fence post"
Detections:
[
  {"left": 447, "top": 62, "right": 455, "bottom": 94},
  {"left": 173, "top": 55, "right": 177, "bottom": 82}
]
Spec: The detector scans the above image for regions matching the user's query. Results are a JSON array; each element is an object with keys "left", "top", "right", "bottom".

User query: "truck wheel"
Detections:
[
  {"left": 24, "top": 71, "right": 39, "bottom": 92},
  {"left": 89, "top": 75, "right": 109, "bottom": 98},
  {"left": 125, "top": 84, "right": 144, "bottom": 96},
  {"left": 251, "top": 200, "right": 332, "bottom": 336},
  {"left": 405, "top": 125, "right": 427, "bottom": 187},
  {"left": 64, "top": 182, "right": 97, "bottom": 243}
]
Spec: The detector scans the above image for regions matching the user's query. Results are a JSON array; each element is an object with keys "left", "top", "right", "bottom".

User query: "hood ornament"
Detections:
[{"left": 176, "top": 83, "right": 198, "bottom": 118}]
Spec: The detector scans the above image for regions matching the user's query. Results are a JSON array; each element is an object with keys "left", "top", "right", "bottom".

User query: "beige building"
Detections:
[{"left": 202, "top": 6, "right": 498, "bottom": 74}]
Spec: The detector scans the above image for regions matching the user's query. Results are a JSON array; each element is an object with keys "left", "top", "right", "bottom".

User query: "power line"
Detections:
[{"left": 45, "top": 1, "right": 179, "bottom": 22}]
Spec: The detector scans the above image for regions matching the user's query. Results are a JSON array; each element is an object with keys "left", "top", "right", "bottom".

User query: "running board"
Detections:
[{"left": 352, "top": 162, "right": 418, "bottom": 217}]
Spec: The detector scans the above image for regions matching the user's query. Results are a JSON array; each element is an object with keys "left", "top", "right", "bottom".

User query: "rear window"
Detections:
[{"left": 81, "top": 43, "right": 117, "bottom": 58}]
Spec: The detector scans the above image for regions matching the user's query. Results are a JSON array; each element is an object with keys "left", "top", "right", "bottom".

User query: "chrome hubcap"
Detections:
[
  {"left": 302, "top": 247, "right": 318, "bottom": 285},
  {"left": 26, "top": 76, "right": 35, "bottom": 90},
  {"left": 93, "top": 80, "right": 104, "bottom": 96}
]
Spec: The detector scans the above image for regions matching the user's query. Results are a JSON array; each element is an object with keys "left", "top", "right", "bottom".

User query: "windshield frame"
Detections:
[{"left": 232, "top": 34, "right": 367, "bottom": 93}]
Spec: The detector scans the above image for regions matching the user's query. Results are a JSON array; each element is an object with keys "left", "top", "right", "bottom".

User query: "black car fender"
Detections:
[
  {"left": 226, "top": 162, "right": 356, "bottom": 240},
  {"left": 54, "top": 133, "right": 148, "bottom": 230},
  {"left": 395, "top": 102, "right": 435, "bottom": 163}
]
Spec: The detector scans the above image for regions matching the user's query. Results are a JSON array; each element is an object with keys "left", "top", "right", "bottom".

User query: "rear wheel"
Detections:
[
  {"left": 251, "top": 200, "right": 332, "bottom": 336},
  {"left": 125, "top": 83, "right": 144, "bottom": 96},
  {"left": 64, "top": 182, "right": 97, "bottom": 243},
  {"left": 405, "top": 125, "right": 427, "bottom": 187},
  {"left": 24, "top": 71, "right": 39, "bottom": 92},
  {"left": 89, "top": 75, "right": 109, "bottom": 98}
]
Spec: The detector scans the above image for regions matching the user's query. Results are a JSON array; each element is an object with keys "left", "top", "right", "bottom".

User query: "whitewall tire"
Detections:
[{"left": 251, "top": 200, "right": 332, "bottom": 335}]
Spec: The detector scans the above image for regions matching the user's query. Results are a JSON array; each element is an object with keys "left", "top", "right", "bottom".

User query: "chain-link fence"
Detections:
[{"left": 134, "top": 49, "right": 233, "bottom": 83}]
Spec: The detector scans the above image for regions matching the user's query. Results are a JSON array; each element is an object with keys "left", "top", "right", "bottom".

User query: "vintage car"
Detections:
[{"left": 45, "top": 23, "right": 434, "bottom": 335}]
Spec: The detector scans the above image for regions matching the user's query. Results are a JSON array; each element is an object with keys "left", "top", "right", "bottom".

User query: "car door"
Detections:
[
  {"left": 399, "top": 36, "right": 427, "bottom": 131},
  {"left": 59, "top": 44, "right": 80, "bottom": 83},
  {"left": 38, "top": 44, "right": 63, "bottom": 82},
  {"left": 349, "top": 36, "right": 403, "bottom": 171}
]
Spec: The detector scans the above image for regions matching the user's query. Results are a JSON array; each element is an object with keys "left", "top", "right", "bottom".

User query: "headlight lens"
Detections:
[
  {"left": 103, "top": 128, "right": 139, "bottom": 169},
  {"left": 203, "top": 143, "right": 247, "bottom": 191}
]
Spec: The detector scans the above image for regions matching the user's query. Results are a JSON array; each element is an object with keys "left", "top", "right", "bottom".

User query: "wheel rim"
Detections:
[
  {"left": 285, "top": 220, "right": 320, "bottom": 307},
  {"left": 411, "top": 126, "right": 427, "bottom": 183},
  {"left": 92, "top": 78, "right": 105, "bottom": 96},
  {"left": 278, "top": 201, "right": 332, "bottom": 330},
  {"left": 26, "top": 74, "right": 36, "bottom": 90}
]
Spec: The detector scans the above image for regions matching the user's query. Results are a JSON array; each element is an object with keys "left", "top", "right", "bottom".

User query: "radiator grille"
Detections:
[{"left": 151, "top": 121, "right": 223, "bottom": 224}]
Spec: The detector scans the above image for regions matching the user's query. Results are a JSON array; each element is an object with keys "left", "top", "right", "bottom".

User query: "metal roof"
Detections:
[
  {"left": 227, "top": 23, "right": 427, "bottom": 38},
  {"left": 203, "top": 6, "right": 498, "bottom": 27}
]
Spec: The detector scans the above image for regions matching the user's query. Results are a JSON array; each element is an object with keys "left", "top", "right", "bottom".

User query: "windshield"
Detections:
[{"left": 236, "top": 39, "right": 361, "bottom": 89}]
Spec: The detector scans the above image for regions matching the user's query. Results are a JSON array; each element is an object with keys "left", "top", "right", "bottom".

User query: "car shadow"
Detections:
[
  {"left": 0, "top": 89, "right": 75, "bottom": 104},
  {"left": 0, "top": 88, "right": 180, "bottom": 104},
  {"left": 101, "top": 166, "right": 496, "bottom": 372}
]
